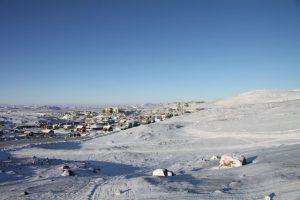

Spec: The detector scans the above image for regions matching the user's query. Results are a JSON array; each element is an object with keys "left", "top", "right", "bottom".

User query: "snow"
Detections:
[
  {"left": 215, "top": 89, "right": 300, "bottom": 106},
  {"left": 1, "top": 89, "right": 300, "bottom": 199}
]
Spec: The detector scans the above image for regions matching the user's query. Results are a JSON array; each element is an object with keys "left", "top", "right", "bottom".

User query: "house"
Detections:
[
  {"left": 141, "top": 118, "right": 151, "bottom": 125},
  {"left": 76, "top": 125, "right": 86, "bottom": 133},
  {"left": 68, "top": 132, "right": 81, "bottom": 138},
  {"left": 173, "top": 112, "right": 179, "bottom": 116},
  {"left": 102, "top": 117, "right": 115, "bottom": 124},
  {"left": 120, "top": 121, "right": 132, "bottom": 130},
  {"left": 15, "top": 124, "right": 37, "bottom": 130},
  {"left": 52, "top": 124, "right": 61, "bottom": 129},
  {"left": 24, "top": 130, "right": 34, "bottom": 137},
  {"left": 63, "top": 124, "right": 73, "bottom": 130},
  {"left": 89, "top": 124, "right": 104, "bottom": 130},
  {"left": 155, "top": 116, "right": 162, "bottom": 122},
  {"left": 41, "top": 124, "right": 52, "bottom": 129},
  {"left": 61, "top": 114, "right": 72, "bottom": 120},
  {"left": 103, "top": 108, "right": 113, "bottom": 114},
  {"left": 41, "top": 129, "right": 55, "bottom": 137},
  {"left": 112, "top": 107, "right": 119, "bottom": 114},
  {"left": 161, "top": 113, "right": 173, "bottom": 121},
  {"left": 103, "top": 125, "right": 113, "bottom": 132}
]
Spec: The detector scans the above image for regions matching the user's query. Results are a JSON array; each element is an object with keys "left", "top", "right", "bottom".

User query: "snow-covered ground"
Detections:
[{"left": 1, "top": 89, "right": 300, "bottom": 200}]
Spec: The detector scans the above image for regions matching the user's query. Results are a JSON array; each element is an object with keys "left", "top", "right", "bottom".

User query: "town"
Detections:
[{"left": 0, "top": 101, "right": 204, "bottom": 143}]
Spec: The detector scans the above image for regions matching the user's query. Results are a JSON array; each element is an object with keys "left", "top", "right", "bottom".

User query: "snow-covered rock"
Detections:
[
  {"left": 264, "top": 193, "right": 275, "bottom": 200},
  {"left": 210, "top": 155, "right": 221, "bottom": 160},
  {"left": 167, "top": 171, "right": 175, "bottom": 176},
  {"left": 59, "top": 165, "right": 70, "bottom": 171},
  {"left": 22, "top": 191, "right": 29, "bottom": 196},
  {"left": 265, "top": 196, "right": 271, "bottom": 200},
  {"left": 152, "top": 169, "right": 175, "bottom": 177},
  {"left": 61, "top": 169, "right": 74, "bottom": 176},
  {"left": 219, "top": 154, "right": 246, "bottom": 168},
  {"left": 152, "top": 169, "right": 166, "bottom": 176},
  {"left": 115, "top": 189, "right": 122, "bottom": 196}
]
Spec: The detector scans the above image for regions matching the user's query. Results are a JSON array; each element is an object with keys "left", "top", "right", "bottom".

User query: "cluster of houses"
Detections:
[{"left": 0, "top": 102, "right": 202, "bottom": 141}]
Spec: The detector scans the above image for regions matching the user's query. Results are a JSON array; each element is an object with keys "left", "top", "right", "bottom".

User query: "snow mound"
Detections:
[{"left": 215, "top": 89, "right": 300, "bottom": 106}]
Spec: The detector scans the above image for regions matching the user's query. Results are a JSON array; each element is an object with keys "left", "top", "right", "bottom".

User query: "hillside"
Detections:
[{"left": 1, "top": 90, "right": 300, "bottom": 200}]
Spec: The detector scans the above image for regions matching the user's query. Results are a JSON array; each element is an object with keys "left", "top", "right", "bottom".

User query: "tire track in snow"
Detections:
[{"left": 89, "top": 176, "right": 136, "bottom": 200}]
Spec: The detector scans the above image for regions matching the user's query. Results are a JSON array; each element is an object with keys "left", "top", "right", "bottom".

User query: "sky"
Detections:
[{"left": 0, "top": 0, "right": 300, "bottom": 105}]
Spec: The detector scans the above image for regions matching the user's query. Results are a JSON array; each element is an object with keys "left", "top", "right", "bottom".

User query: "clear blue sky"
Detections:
[{"left": 0, "top": 0, "right": 299, "bottom": 105}]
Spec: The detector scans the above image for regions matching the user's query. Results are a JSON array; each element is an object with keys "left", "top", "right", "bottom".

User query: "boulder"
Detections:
[
  {"left": 219, "top": 154, "right": 246, "bottom": 168},
  {"left": 210, "top": 155, "right": 221, "bottom": 160},
  {"left": 265, "top": 196, "right": 271, "bottom": 200},
  {"left": 153, "top": 169, "right": 167, "bottom": 176},
  {"left": 265, "top": 193, "right": 275, "bottom": 200},
  {"left": 60, "top": 165, "right": 70, "bottom": 171},
  {"left": 152, "top": 169, "right": 175, "bottom": 177},
  {"left": 167, "top": 171, "right": 175, "bottom": 176},
  {"left": 61, "top": 169, "right": 75, "bottom": 176},
  {"left": 115, "top": 189, "right": 122, "bottom": 196}
]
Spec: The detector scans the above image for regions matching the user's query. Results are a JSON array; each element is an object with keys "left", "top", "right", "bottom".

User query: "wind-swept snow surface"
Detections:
[
  {"left": 1, "top": 90, "right": 300, "bottom": 199},
  {"left": 215, "top": 89, "right": 300, "bottom": 106}
]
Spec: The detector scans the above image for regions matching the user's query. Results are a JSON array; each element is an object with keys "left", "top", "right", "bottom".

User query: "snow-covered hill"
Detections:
[
  {"left": 215, "top": 89, "right": 300, "bottom": 106},
  {"left": 1, "top": 89, "right": 300, "bottom": 199}
]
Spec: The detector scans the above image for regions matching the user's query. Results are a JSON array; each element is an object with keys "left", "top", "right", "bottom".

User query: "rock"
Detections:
[
  {"left": 153, "top": 169, "right": 167, "bottom": 176},
  {"left": 265, "top": 196, "right": 271, "bottom": 200},
  {"left": 219, "top": 154, "right": 246, "bottom": 168},
  {"left": 152, "top": 169, "right": 175, "bottom": 177},
  {"left": 210, "top": 155, "right": 221, "bottom": 160},
  {"left": 167, "top": 171, "right": 175, "bottom": 176},
  {"left": 60, "top": 165, "right": 70, "bottom": 171},
  {"left": 265, "top": 193, "right": 275, "bottom": 200},
  {"left": 115, "top": 189, "right": 122, "bottom": 196},
  {"left": 61, "top": 169, "right": 74, "bottom": 176},
  {"left": 23, "top": 191, "right": 29, "bottom": 195}
]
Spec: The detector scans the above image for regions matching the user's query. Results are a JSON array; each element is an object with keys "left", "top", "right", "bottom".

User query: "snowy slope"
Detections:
[
  {"left": 1, "top": 89, "right": 300, "bottom": 200},
  {"left": 215, "top": 89, "right": 300, "bottom": 106}
]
